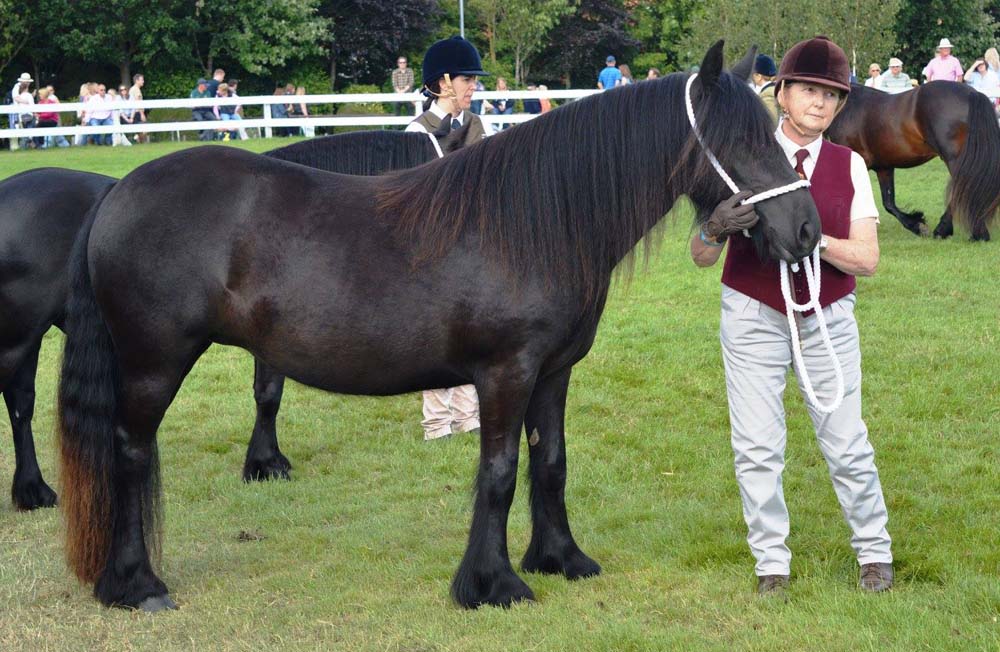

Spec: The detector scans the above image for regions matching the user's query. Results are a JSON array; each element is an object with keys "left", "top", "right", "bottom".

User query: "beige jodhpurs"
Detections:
[{"left": 422, "top": 385, "right": 480, "bottom": 440}]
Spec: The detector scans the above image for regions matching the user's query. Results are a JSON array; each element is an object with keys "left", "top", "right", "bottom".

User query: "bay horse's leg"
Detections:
[
  {"left": 452, "top": 364, "right": 537, "bottom": 609},
  {"left": 95, "top": 345, "right": 207, "bottom": 611},
  {"left": 933, "top": 155, "right": 960, "bottom": 239},
  {"left": 243, "top": 357, "right": 291, "bottom": 482},
  {"left": 520, "top": 367, "right": 601, "bottom": 580},
  {"left": 875, "top": 168, "right": 927, "bottom": 236},
  {"left": 5, "top": 340, "right": 58, "bottom": 510}
]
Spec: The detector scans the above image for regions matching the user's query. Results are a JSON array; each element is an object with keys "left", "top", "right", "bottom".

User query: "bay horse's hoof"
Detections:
[
  {"left": 137, "top": 595, "right": 178, "bottom": 613},
  {"left": 242, "top": 453, "right": 292, "bottom": 482},
  {"left": 522, "top": 544, "right": 602, "bottom": 580},
  {"left": 452, "top": 568, "right": 536, "bottom": 609},
  {"left": 970, "top": 231, "right": 991, "bottom": 242},
  {"left": 12, "top": 476, "right": 58, "bottom": 511}
]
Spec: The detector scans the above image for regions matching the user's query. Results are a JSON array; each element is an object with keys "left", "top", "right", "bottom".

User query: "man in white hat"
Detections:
[
  {"left": 922, "top": 38, "right": 963, "bottom": 82},
  {"left": 880, "top": 57, "right": 911, "bottom": 93},
  {"left": 8, "top": 73, "right": 35, "bottom": 149}
]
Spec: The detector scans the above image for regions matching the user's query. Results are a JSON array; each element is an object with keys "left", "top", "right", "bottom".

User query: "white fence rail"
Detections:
[{"left": 0, "top": 90, "right": 601, "bottom": 142}]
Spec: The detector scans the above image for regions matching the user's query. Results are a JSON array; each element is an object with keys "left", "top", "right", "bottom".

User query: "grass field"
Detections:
[{"left": 0, "top": 141, "right": 998, "bottom": 651}]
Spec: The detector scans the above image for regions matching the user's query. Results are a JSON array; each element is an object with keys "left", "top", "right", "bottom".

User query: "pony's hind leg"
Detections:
[
  {"left": 451, "top": 364, "right": 537, "bottom": 609},
  {"left": 95, "top": 344, "right": 207, "bottom": 611},
  {"left": 4, "top": 340, "right": 58, "bottom": 510},
  {"left": 243, "top": 357, "right": 291, "bottom": 482},
  {"left": 520, "top": 368, "right": 600, "bottom": 580}
]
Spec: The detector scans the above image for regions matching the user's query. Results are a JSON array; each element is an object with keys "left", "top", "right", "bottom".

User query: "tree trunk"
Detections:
[{"left": 329, "top": 56, "right": 337, "bottom": 92}]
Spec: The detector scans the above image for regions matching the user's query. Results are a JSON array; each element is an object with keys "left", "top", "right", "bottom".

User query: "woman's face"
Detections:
[
  {"left": 442, "top": 74, "right": 477, "bottom": 111},
  {"left": 778, "top": 82, "right": 843, "bottom": 138},
  {"left": 869, "top": 66, "right": 881, "bottom": 78}
]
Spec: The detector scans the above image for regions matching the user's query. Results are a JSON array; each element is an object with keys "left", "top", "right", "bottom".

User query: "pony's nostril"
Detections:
[{"left": 799, "top": 220, "right": 817, "bottom": 247}]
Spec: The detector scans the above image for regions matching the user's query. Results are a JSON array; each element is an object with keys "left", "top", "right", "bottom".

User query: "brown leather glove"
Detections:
[{"left": 703, "top": 191, "right": 758, "bottom": 242}]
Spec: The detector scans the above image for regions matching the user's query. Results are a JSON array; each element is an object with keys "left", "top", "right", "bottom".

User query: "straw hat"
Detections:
[
  {"left": 16, "top": 72, "right": 32, "bottom": 84},
  {"left": 936, "top": 38, "right": 954, "bottom": 51},
  {"left": 888, "top": 57, "right": 903, "bottom": 68}
]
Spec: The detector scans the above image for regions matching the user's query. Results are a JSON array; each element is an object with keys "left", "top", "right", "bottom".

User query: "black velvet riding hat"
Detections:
[
  {"left": 754, "top": 54, "right": 777, "bottom": 77},
  {"left": 776, "top": 36, "right": 851, "bottom": 94},
  {"left": 421, "top": 36, "right": 490, "bottom": 86}
]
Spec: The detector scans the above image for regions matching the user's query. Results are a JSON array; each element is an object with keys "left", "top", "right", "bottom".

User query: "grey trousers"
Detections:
[{"left": 720, "top": 286, "right": 892, "bottom": 576}]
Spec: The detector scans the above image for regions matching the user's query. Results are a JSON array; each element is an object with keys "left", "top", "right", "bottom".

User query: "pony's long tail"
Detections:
[
  {"left": 58, "top": 190, "right": 137, "bottom": 584},
  {"left": 949, "top": 92, "right": 1000, "bottom": 238}
]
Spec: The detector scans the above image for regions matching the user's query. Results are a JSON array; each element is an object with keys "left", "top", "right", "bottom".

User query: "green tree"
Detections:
[
  {"left": 894, "top": 0, "right": 997, "bottom": 69},
  {"left": 193, "top": 0, "right": 329, "bottom": 77},
  {"left": 495, "top": 0, "right": 571, "bottom": 85},
  {"left": 32, "top": 0, "right": 193, "bottom": 86},
  {"left": 629, "top": 0, "right": 699, "bottom": 73},
  {"left": 682, "top": 0, "right": 900, "bottom": 77},
  {"left": 0, "top": 2, "right": 30, "bottom": 78}
]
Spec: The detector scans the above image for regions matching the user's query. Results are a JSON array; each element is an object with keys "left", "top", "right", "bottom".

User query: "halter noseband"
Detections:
[{"left": 685, "top": 73, "right": 844, "bottom": 415}]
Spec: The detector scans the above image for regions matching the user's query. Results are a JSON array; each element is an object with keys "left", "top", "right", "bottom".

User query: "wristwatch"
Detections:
[{"left": 819, "top": 235, "right": 829, "bottom": 252}]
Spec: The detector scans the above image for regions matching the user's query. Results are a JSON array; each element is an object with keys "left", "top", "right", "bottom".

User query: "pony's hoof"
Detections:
[
  {"left": 917, "top": 223, "right": 930, "bottom": 237},
  {"left": 452, "top": 569, "right": 536, "bottom": 609},
  {"left": 522, "top": 545, "right": 601, "bottom": 580},
  {"left": 137, "top": 595, "right": 178, "bottom": 613},
  {"left": 970, "top": 231, "right": 991, "bottom": 242},
  {"left": 242, "top": 453, "right": 292, "bottom": 482},
  {"left": 12, "top": 476, "right": 58, "bottom": 511}
]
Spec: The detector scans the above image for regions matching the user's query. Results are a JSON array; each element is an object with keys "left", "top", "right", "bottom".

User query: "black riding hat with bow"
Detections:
[{"left": 421, "top": 36, "right": 490, "bottom": 86}]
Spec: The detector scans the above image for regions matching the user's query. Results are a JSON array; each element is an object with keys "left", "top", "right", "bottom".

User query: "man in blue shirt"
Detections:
[{"left": 597, "top": 55, "right": 622, "bottom": 90}]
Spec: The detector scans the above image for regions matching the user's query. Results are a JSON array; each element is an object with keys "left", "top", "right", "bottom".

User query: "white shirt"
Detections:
[
  {"left": 774, "top": 125, "right": 879, "bottom": 223},
  {"left": 405, "top": 101, "right": 463, "bottom": 135}
]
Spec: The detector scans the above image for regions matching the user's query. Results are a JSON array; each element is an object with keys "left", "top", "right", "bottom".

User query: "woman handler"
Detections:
[
  {"left": 405, "top": 36, "right": 490, "bottom": 440},
  {"left": 691, "top": 36, "right": 894, "bottom": 597}
]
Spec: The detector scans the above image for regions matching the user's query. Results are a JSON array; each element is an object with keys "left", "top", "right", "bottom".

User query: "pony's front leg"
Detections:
[
  {"left": 520, "top": 368, "right": 600, "bottom": 580},
  {"left": 451, "top": 366, "right": 536, "bottom": 609},
  {"left": 933, "top": 208, "right": 955, "bottom": 239},
  {"left": 243, "top": 357, "right": 292, "bottom": 482}
]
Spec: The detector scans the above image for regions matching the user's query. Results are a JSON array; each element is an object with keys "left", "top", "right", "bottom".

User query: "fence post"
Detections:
[{"left": 264, "top": 103, "right": 273, "bottom": 139}]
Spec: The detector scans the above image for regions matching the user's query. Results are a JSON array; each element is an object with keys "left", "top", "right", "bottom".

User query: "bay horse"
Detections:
[
  {"left": 0, "top": 130, "right": 464, "bottom": 510},
  {"left": 58, "top": 42, "right": 820, "bottom": 612},
  {"left": 826, "top": 81, "right": 1000, "bottom": 240}
]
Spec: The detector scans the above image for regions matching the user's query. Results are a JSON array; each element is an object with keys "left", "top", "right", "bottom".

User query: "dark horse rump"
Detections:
[
  {"left": 0, "top": 130, "right": 460, "bottom": 510},
  {"left": 827, "top": 81, "right": 1000, "bottom": 240},
  {"left": 58, "top": 42, "right": 821, "bottom": 611}
]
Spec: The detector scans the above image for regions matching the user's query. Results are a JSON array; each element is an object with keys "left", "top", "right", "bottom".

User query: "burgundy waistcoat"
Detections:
[{"left": 721, "top": 139, "right": 856, "bottom": 313}]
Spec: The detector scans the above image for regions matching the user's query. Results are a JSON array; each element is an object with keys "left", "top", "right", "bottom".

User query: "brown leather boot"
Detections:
[
  {"left": 859, "top": 562, "right": 893, "bottom": 592},
  {"left": 756, "top": 574, "right": 790, "bottom": 598}
]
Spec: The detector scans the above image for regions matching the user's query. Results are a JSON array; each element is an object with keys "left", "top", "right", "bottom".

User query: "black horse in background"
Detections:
[
  {"left": 827, "top": 81, "right": 1000, "bottom": 240},
  {"left": 58, "top": 42, "right": 820, "bottom": 612},
  {"left": 0, "top": 129, "right": 464, "bottom": 510}
]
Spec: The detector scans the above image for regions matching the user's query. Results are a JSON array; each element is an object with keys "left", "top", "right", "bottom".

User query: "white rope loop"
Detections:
[{"left": 685, "top": 73, "right": 844, "bottom": 415}]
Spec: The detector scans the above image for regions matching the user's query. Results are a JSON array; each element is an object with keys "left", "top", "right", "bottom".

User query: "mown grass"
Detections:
[{"left": 0, "top": 142, "right": 998, "bottom": 651}]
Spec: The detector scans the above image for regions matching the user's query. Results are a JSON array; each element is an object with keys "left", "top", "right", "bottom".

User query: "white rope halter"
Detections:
[{"left": 685, "top": 73, "right": 844, "bottom": 414}]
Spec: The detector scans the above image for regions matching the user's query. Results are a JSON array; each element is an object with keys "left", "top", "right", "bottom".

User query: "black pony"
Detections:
[
  {"left": 0, "top": 130, "right": 462, "bottom": 510},
  {"left": 58, "top": 42, "right": 820, "bottom": 611},
  {"left": 827, "top": 81, "right": 1000, "bottom": 240}
]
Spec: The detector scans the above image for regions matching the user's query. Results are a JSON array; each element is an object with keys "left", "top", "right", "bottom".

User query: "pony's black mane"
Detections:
[
  {"left": 377, "top": 69, "right": 778, "bottom": 301},
  {"left": 265, "top": 131, "right": 438, "bottom": 174}
]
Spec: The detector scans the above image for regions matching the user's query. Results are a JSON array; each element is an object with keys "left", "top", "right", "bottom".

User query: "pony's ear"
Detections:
[
  {"left": 731, "top": 45, "right": 758, "bottom": 81},
  {"left": 698, "top": 40, "right": 725, "bottom": 88}
]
